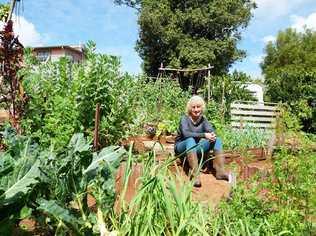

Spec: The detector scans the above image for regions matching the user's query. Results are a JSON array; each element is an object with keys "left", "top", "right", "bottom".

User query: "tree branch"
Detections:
[{"left": 113, "top": 0, "right": 141, "bottom": 11}]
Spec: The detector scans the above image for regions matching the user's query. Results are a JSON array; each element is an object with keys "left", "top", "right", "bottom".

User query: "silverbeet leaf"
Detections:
[
  {"left": 83, "top": 146, "right": 125, "bottom": 176},
  {"left": 37, "top": 199, "right": 83, "bottom": 234},
  {"left": 0, "top": 160, "right": 41, "bottom": 207}
]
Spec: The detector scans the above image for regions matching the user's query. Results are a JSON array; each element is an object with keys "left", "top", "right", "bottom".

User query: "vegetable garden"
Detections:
[{"left": 0, "top": 43, "right": 315, "bottom": 235}]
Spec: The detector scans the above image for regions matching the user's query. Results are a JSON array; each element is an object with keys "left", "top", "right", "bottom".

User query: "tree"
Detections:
[
  {"left": 115, "top": 0, "right": 255, "bottom": 76},
  {"left": 0, "top": 2, "right": 10, "bottom": 21},
  {"left": 261, "top": 28, "right": 316, "bottom": 132}
]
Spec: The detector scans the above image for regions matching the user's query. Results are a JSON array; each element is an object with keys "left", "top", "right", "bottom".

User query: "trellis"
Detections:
[{"left": 157, "top": 63, "right": 213, "bottom": 99}]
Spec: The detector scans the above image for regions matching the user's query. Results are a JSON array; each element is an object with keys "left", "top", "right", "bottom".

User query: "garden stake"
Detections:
[{"left": 93, "top": 103, "right": 100, "bottom": 151}]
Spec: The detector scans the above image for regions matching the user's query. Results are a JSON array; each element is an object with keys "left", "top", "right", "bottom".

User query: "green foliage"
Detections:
[
  {"left": 116, "top": 0, "right": 256, "bottom": 76},
  {"left": 210, "top": 141, "right": 315, "bottom": 235},
  {"left": 112, "top": 138, "right": 316, "bottom": 235},
  {"left": 37, "top": 199, "right": 83, "bottom": 235},
  {"left": 0, "top": 128, "right": 40, "bottom": 200},
  {"left": 220, "top": 127, "right": 272, "bottom": 150},
  {"left": 0, "top": 2, "right": 9, "bottom": 21},
  {"left": 36, "top": 133, "right": 125, "bottom": 234},
  {"left": 113, "top": 153, "right": 211, "bottom": 235},
  {"left": 0, "top": 127, "right": 44, "bottom": 226},
  {"left": 270, "top": 147, "right": 315, "bottom": 234},
  {"left": 76, "top": 42, "right": 136, "bottom": 145},
  {"left": 128, "top": 78, "right": 191, "bottom": 135},
  {"left": 20, "top": 57, "right": 81, "bottom": 149},
  {"left": 203, "top": 71, "right": 254, "bottom": 121},
  {"left": 0, "top": 129, "right": 125, "bottom": 234},
  {"left": 21, "top": 42, "right": 136, "bottom": 149},
  {"left": 261, "top": 28, "right": 316, "bottom": 132}
]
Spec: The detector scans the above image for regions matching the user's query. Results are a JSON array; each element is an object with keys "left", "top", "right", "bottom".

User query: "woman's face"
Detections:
[{"left": 190, "top": 103, "right": 203, "bottom": 119}]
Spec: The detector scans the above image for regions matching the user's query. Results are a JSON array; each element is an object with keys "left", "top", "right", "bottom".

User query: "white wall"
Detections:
[{"left": 245, "top": 83, "right": 264, "bottom": 103}]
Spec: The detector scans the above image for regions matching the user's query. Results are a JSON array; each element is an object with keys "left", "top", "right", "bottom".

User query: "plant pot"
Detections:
[
  {"left": 222, "top": 150, "right": 241, "bottom": 164},
  {"left": 246, "top": 147, "right": 267, "bottom": 161}
]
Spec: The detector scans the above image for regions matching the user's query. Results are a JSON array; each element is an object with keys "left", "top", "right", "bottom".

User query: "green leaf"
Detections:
[
  {"left": 83, "top": 146, "right": 125, "bottom": 176},
  {"left": 0, "top": 153, "right": 14, "bottom": 177},
  {"left": 68, "top": 133, "right": 90, "bottom": 153},
  {"left": 0, "top": 160, "right": 41, "bottom": 207},
  {"left": 37, "top": 199, "right": 83, "bottom": 235},
  {"left": 19, "top": 206, "right": 32, "bottom": 219}
]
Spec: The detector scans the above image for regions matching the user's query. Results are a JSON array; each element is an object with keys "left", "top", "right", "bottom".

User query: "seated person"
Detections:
[{"left": 175, "top": 95, "right": 229, "bottom": 187}]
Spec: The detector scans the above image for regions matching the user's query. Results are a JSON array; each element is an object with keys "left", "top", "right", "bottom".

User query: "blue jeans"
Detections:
[{"left": 175, "top": 137, "right": 223, "bottom": 157}]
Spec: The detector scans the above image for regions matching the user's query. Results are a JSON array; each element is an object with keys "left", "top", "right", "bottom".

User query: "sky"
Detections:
[{"left": 1, "top": 0, "right": 316, "bottom": 77}]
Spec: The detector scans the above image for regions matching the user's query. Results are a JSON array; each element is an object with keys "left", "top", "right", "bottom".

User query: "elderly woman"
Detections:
[{"left": 175, "top": 95, "right": 229, "bottom": 187}]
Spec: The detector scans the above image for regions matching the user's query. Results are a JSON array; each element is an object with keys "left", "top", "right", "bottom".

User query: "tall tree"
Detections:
[
  {"left": 115, "top": 0, "right": 255, "bottom": 76},
  {"left": 261, "top": 28, "right": 316, "bottom": 132}
]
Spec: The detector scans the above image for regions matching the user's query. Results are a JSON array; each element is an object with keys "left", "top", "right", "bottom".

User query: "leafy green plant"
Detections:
[
  {"left": 21, "top": 57, "right": 81, "bottom": 150},
  {"left": 76, "top": 42, "right": 137, "bottom": 144},
  {"left": 36, "top": 133, "right": 125, "bottom": 234},
  {"left": 21, "top": 42, "right": 137, "bottom": 150},
  {"left": 0, "top": 127, "right": 44, "bottom": 235},
  {"left": 203, "top": 72, "right": 255, "bottom": 121},
  {"left": 219, "top": 126, "right": 272, "bottom": 150},
  {"left": 0, "top": 127, "right": 126, "bottom": 235},
  {"left": 127, "top": 78, "right": 190, "bottom": 136}
]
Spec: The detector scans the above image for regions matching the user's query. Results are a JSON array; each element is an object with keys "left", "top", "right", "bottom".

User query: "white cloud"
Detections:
[
  {"left": 250, "top": 54, "right": 265, "bottom": 64},
  {"left": 262, "top": 35, "right": 276, "bottom": 44},
  {"left": 0, "top": 15, "right": 44, "bottom": 46},
  {"left": 291, "top": 12, "right": 316, "bottom": 32},
  {"left": 253, "top": 0, "right": 314, "bottom": 20},
  {"left": 254, "top": 0, "right": 289, "bottom": 19}
]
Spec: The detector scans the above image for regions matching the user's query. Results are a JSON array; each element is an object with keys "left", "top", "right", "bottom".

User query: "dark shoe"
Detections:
[
  {"left": 187, "top": 152, "right": 202, "bottom": 187},
  {"left": 215, "top": 173, "right": 229, "bottom": 181},
  {"left": 193, "top": 176, "right": 202, "bottom": 187},
  {"left": 214, "top": 150, "right": 229, "bottom": 182}
]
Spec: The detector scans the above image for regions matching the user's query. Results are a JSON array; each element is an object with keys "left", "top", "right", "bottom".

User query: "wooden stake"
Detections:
[
  {"left": 207, "top": 63, "right": 211, "bottom": 102},
  {"left": 93, "top": 103, "right": 100, "bottom": 151}
]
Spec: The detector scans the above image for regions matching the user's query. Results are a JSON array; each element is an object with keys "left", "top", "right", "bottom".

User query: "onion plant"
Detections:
[{"left": 112, "top": 151, "right": 212, "bottom": 235}]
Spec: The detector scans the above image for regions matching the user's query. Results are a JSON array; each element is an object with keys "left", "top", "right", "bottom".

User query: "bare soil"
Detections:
[{"left": 115, "top": 135, "right": 273, "bottom": 211}]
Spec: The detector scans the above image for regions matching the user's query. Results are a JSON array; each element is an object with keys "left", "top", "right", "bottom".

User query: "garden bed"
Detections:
[
  {"left": 121, "top": 135, "right": 269, "bottom": 162},
  {"left": 116, "top": 135, "right": 273, "bottom": 210}
]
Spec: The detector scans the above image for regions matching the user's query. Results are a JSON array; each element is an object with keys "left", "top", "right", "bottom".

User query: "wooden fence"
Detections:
[{"left": 231, "top": 101, "right": 280, "bottom": 129}]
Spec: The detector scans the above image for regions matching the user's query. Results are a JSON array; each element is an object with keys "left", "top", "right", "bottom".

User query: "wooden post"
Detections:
[
  {"left": 93, "top": 103, "right": 101, "bottom": 151},
  {"left": 207, "top": 63, "right": 211, "bottom": 102},
  {"left": 221, "top": 79, "right": 225, "bottom": 121}
]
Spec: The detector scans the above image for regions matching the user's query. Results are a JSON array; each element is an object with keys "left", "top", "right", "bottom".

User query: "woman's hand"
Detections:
[{"left": 205, "top": 132, "right": 216, "bottom": 142}]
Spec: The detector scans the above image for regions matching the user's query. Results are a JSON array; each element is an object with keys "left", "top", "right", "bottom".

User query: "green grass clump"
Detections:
[{"left": 112, "top": 153, "right": 212, "bottom": 235}]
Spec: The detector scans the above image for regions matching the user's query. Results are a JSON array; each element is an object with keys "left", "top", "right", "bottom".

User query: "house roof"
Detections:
[{"left": 33, "top": 45, "right": 84, "bottom": 54}]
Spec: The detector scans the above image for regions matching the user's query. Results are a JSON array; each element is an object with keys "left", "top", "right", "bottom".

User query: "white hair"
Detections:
[{"left": 186, "top": 95, "right": 206, "bottom": 115}]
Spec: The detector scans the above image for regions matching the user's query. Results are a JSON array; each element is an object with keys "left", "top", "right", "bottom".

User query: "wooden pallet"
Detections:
[{"left": 231, "top": 101, "right": 280, "bottom": 129}]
